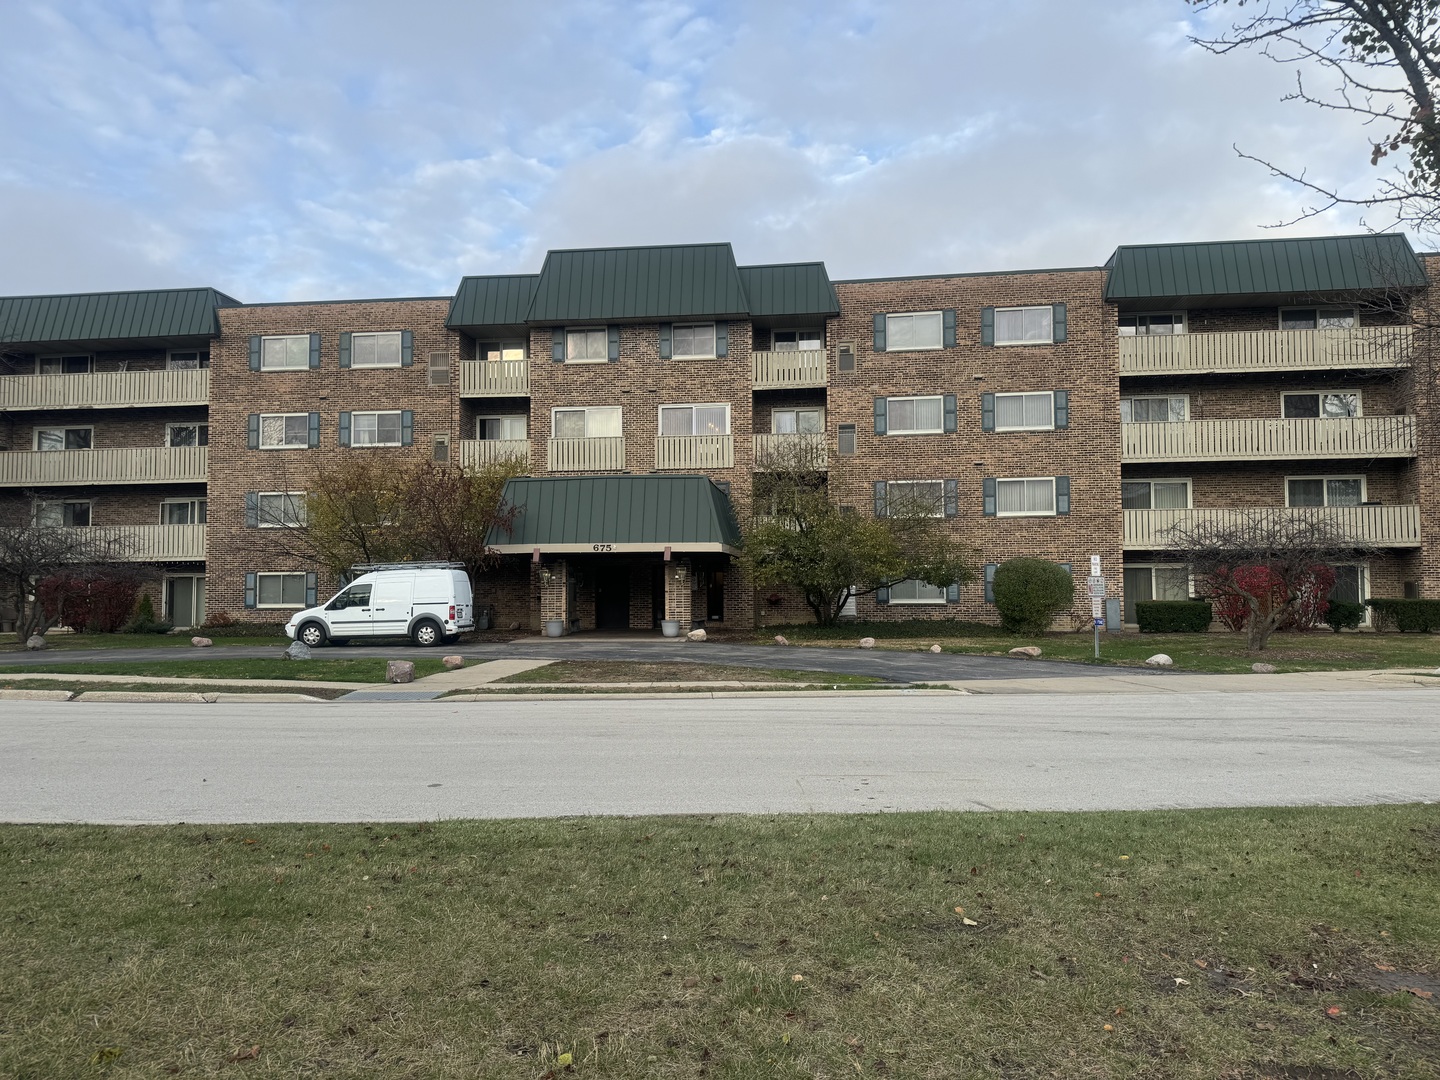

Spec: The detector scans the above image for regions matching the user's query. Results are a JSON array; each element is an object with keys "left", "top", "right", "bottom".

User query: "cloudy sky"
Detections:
[{"left": 0, "top": 0, "right": 1396, "bottom": 301}]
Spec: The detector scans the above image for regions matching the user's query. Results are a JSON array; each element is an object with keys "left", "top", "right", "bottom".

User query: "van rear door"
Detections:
[{"left": 370, "top": 574, "right": 415, "bottom": 638}]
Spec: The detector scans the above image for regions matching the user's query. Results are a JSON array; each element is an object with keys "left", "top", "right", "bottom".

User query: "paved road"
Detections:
[{"left": 2, "top": 691, "right": 1434, "bottom": 823}]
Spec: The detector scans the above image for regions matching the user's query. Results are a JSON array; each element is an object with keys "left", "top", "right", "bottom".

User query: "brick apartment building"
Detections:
[{"left": 1, "top": 232, "right": 1435, "bottom": 636}]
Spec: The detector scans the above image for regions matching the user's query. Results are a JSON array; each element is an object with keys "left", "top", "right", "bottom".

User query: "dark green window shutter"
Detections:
[
  {"left": 552, "top": 329, "right": 565, "bottom": 362},
  {"left": 1054, "top": 390, "right": 1069, "bottom": 429},
  {"left": 873, "top": 397, "right": 887, "bottom": 435},
  {"left": 983, "top": 564, "right": 997, "bottom": 603},
  {"left": 401, "top": 410, "right": 414, "bottom": 446},
  {"left": 246, "top": 414, "right": 260, "bottom": 449},
  {"left": 244, "top": 572, "right": 257, "bottom": 609},
  {"left": 876, "top": 586, "right": 890, "bottom": 605},
  {"left": 983, "top": 477, "right": 997, "bottom": 517},
  {"left": 308, "top": 333, "right": 321, "bottom": 369},
  {"left": 980, "top": 307, "right": 995, "bottom": 346},
  {"left": 658, "top": 323, "right": 672, "bottom": 359},
  {"left": 244, "top": 492, "right": 259, "bottom": 528},
  {"left": 943, "top": 309, "right": 956, "bottom": 347},
  {"left": 607, "top": 325, "right": 620, "bottom": 362},
  {"left": 946, "top": 582, "right": 960, "bottom": 603},
  {"left": 715, "top": 322, "right": 728, "bottom": 357},
  {"left": 981, "top": 392, "right": 996, "bottom": 432},
  {"left": 401, "top": 330, "right": 414, "bottom": 366},
  {"left": 305, "top": 572, "right": 318, "bottom": 607},
  {"left": 943, "top": 394, "right": 957, "bottom": 433},
  {"left": 874, "top": 481, "right": 887, "bottom": 518},
  {"left": 248, "top": 336, "right": 261, "bottom": 371},
  {"left": 1052, "top": 303, "right": 1067, "bottom": 343},
  {"left": 338, "top": 332, "right": 352, "bottom": 368},
  {"left": 872, "top": 313, "right": 886, "bottom": 352},
  {"left": 307, "top": 412, "right": 320, "bottom": 448},
  {"left": 944, "top": 479, "right": 958, "bottom": 518},
  {"left": 338, "top": 412, "right": 351, "bottom": 447},
  {"left": 1055, "top": 476, "right": 1071, "bottom": 514}
]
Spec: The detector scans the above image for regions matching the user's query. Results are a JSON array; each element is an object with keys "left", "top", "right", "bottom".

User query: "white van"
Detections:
[{"left": 284, "top": 564, "right": 474, "bottom": 648}]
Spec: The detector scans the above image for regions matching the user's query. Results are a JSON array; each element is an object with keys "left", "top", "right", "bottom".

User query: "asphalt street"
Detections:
[{"left": 2, "top": 690, "right": 1434, "bottom": 823}]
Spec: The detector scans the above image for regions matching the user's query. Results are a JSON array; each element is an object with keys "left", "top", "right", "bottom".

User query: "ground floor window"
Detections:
[
  {"left": 1123, "top": 564, "right": 1190, "bottom": 624},
  {"left": 888, "top": 578, "right": 947, "bottom": 604},
  {"left": 257, "top": 573, "right": 307, "bottom": 608}
]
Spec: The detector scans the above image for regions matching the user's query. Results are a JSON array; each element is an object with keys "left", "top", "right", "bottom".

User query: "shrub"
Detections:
[
  {"left": 36, "top": 573, "right": 140, "bottom": 633},
  {"left": 201, "top": 620, "right": 289, "bottom": 637},
  {"left": 1204, "top": 564, "right": 1334, "bottom": 633},
  {"left": 121, "top": 593, "right": 172, "bottom": 635},
  {"left": 1322, "top": 601, "right": 1366, "bottom": 632},
  {"left": 1367, "top": 598, "right": 1440, "bottom": 633},
  {"left": 1136, "top": 600, "right": 1212, "bottom": 633},
  {"left": 991, "top": 559, "right": 1074, "bottom": 635}
]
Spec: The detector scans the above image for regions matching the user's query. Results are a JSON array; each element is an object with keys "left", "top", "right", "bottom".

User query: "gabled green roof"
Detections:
[
  {"left": 1104, "top": 233, "right": 1427, "bottom": 303},
  {"left": 446, "top": 274, "right": 539, "bottom": 330},
  {"left": 738, "top": 262, "right": 840, "bottom": 317},
  {"left": 488, "top": 475, "right": 741, "bottom": 554},
  {"left": 0, "top": 287, "right": 241, "bottom": 351},
  {"left": 526, "top": 244, "right": 751, "bottom": 323}
]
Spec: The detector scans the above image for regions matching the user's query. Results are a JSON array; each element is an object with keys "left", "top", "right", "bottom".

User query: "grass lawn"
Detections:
[
  {"left": 0, "top": 658, "right": 447, "bottom": 683},
  {"left": 497, "top": 661, "right": 885, "bottom": 685},
  {"left": 759, "top": 621, "right": 1440, "bottom": 673},
  {"left": 2, "top": 806, "right": 1437, "bottom": 1078},
  {"left": 0, "top": 679, "right": 350, "bottom": 699},
  {"left": 0, "top": 632, "right": 290, "bottom": 653}
]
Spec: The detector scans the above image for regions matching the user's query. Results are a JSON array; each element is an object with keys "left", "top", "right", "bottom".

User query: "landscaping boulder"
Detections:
[
  {"left": 284, "top": 641, "right": 312, "bottom": 661},
  {"left": 25, "top": 635, "right": 46, "bottom": 651},
  {"left": 859, "top": 637, "right": 876, "bottom": 649},
  {"left": 1008, "top": 646, "right": 1042, "bottom": 659},
  {"left": 686, "top": 628, "right": 707, "bottom": 642},
  {"left": 442, "top": 655, "right": 465, "bottom": 670},
  {"left": 190, "top": 636, "right": 213, "bottom": 648},
  {"left": 1251, "top": 662, "right": 1277, "bottom": 674},
  {"left": 1145, "top": 653, "right": 1173, "bottom": 667},
  {"left": 930, "top": 644, "right": 943, "bottom": 653},
  {"left": 774, "top": 635, "right": 789, "bottom": 646},
  {"left": 386, "top": 660, "right": 415, "bottom": 684}
]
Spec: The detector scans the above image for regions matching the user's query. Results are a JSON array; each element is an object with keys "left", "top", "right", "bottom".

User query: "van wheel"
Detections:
[
  {"left": 411, "top": 619, "right": 442, "bottom": 647},
  {"left": 298, "top": 622, "right": 327, "bottom": 648}
]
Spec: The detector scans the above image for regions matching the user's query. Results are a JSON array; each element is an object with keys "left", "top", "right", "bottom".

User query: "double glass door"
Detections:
[{"left": 165, "top": 576, "right": 206, "bottom": 628}]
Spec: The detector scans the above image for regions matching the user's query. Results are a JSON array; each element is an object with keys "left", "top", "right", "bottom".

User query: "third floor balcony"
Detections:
[
  {"left": 0, "top": 367, "right": 210, "bottom": 411},
  {"left": 1119, "top": 326, "right": 1413, "bottom": 376},
  {"left": 1121, "top": 415, "right": 1416, "bottom": 463}
]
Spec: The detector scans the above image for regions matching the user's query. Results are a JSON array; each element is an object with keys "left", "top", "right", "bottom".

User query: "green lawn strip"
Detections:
[
  {"left": 496, "top": 660, "right": 885, "bottom": 685},
  {"left": 0, "top": 633, "right": 290, "bottom": 652},
  {"left": 0, "top": 679, "right": 349, "bottom": 700},
  {"left": 442, "top": 684, "right": 905, "bottom": 697},
  {"left": 0, "top": 658, "right": 446, "bottom": 683},
  {"left": 2, "top": 806, "right": 1437, "bottom": 1078}
]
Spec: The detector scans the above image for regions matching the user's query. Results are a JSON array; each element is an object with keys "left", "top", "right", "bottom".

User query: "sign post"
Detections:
[{"left": 1087, "top": 556, "right": 1106, "bottom": 660}]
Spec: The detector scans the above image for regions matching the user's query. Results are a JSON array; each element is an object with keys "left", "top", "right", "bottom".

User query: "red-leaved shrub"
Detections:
[
  {"left": 36, "top": 574, "right": 141, "bottom": 633},
  {"left": 1204, "top": 564, "right": 1335, "bottom": 633}
]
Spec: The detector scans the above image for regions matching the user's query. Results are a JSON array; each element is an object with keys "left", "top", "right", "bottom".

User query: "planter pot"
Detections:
[
  {"left": 544, "top": 619, "right": 565, "bottom": 638},
  {"left": 660, "top": 620, "right": 681, "bottom": 638}
]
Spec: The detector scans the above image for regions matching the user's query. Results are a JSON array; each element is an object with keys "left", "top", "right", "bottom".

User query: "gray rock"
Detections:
[
  {"left": 859, "top": 637, "right": 876, "bottom": 649},
  {"left": 190, "top": 636, "right": 213, "bottom": 648},
  {"left": 1145, "top": 653, "right": 1174, "bottom": 667},
  {"left": 508, "top": 621, "right": 521, "bottom": 631},
  {"left": 442, "top": 655, "right": 465, "bottom": 670},
  {"left": 386, "top": 660, "right": 415, "bottom": 684},
  {"left": 1009, "top": 646, "right": 1042, "bottom": 658},
  {"left": 773, "top": 635, "right": 790, "bottom": 646},
  {"left": 686, "top": 628, "right": 707, "bottom": 642},
  {"left": 25, "top": 634, "right": 46, "bottom": 651},
  {"left": 930, "top": 644, "right": 943, "bottom": 653},
  {"left": 284, "top": 641, "right": 312, "bottom": 661},
  {"left": 1251, "top": 662, "right": 1277, "bottom": 674}
]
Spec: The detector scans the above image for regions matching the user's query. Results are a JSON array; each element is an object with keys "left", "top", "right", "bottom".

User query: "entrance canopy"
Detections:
[{"left": 487, "top": 475, "right": 741, "bottom": 555}]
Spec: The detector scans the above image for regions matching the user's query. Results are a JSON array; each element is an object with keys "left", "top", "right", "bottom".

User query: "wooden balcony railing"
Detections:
[
  {"left": 546, "top": 436, "right": 626, "bottom": 473},
  {"left": 1121, "top": 416, "right": 1416, "bottom": 462},
  {"left": 753, "top": 432, "right": 828, "bottom": 469},
  {"left": 52, "top": 524, "right": 209, "bottom": 561},
  {"left": 654, "top": 434, "right": 734, "bottom": 470},
  {"left": 1119, "top": 326, "right": 1413, "bottom": 375},
  {"left": 0, "top": 446, "right": 208, "bottom": 486},
  {"left": 0, "top": 368, "right": 209, "bottom": 410},
  {"left": 1124, "top": 505, "right": 1421, "bottom": 549},
  {"left": 752, "top": 349, "right": 828, "bottom": 389},
  {"left": 459, "top": 438, "right": 531, "bottom": 468},
  {"left": 460, "top": 360, "right": 530, "bottom": 396}
]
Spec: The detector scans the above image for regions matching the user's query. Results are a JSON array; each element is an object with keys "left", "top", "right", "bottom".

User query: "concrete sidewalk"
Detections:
[{"left": 951, "top": 668, "right": 1440, "bottom": 695}]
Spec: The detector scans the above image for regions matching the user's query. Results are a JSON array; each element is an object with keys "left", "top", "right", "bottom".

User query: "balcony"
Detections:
[
  {"left": 753, "top": 432, "right": 828, "bottom": 470},
  {"left": 1119, "top": 326, "right": 1413, "bottom": 376},
  {"left": 752, "top": 349, "right": 827, "bottom": 390},
  {"left": 459, "top": 438, "right": 531, "bottom": 468},
  {"left": 0, "top": 368, "right": 209, "bottom": 411},
  {"left": 460, "top": 360, "right": 530, "bottom": 397},
  {"left": 1121, "top": 416, "right": 1416, "bottom": 463},
  {"left": 1124, "top": 505, "right": 1421, "bottom": 549},
  {"left": 655, "top": 435, "right": 734, "bottom": 470},
  {"left": 50, "top": 524, "right": 208, "bottom": 561},
  {"left": 0, "top": 446, "right": 208, "bottom": 486},
  {"left": 547, "top": 436, "right": 626, "bottom": 473}
]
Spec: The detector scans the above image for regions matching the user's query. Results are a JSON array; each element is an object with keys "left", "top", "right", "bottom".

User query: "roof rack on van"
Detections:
[{"left": 349, "top": 562, "right": 467, "bottom": 572}]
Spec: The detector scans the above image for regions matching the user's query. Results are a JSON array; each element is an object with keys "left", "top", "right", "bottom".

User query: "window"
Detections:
[
  {"left": 38, "top": 355, "right": 91, "bottom": 375},
  {"left": 885, "top": 480, "right": 944, "bottom": 517},
  {"left": 996, "top": 477, "right": 1056, "bottom": 517},
  {"left": 888, "top": 578, "right": 947, "bottom": 604},
  {"left": 1120, "top": 396, "right": 1188, "bottom": 423},
  {"left": 480, "top": 341, "right": 526, "bottom": 362},
  {"left": 994, "top": 392, "right": 1055, "bottom": 431},
  {"left": 837, "top": 342, "right": 856, "bottom": 372},
  {"left": 837, "top": 424, "right": 857, "bottom": 456},
  {"left": 1121, "top": 479, "right": 1191, "bottom": 510},
  {"left": 1123, "top": 565, "right": 1191, "bottom": 624},
  {"left": 326, "top": 583, "right": 372, "bottom": 611},
  {"left": 479, "top": 415, "right": 528, "bottom": 441},
  {"left": 167, "top": 350, "right": 210, "bottom": 369},
  {"left": 35, "top": 427, "right": 92, "bottom": 451},
  {"left": 351, "top": 411, "right": 403, "bottom": 447},
  {"left": 432, "top": 434, "right": 450, "bottom": 462},
  {"left": 884, "top": 312, "right": 943, "bottom": 351},
  {"left": 672, "top": 324, "right": 717, "bottom": 359},
  {"left": 772, "top": 329, "right": 823, "bottom": 351},
  {"left": 260, "top": 335, "right": 310, "bottom": 371},
  {"left": 772, "top": 408, "right": 824, "bottom": 434},
  {"left": 994, "top": 306, "right": 1054, "bottom": 345},
  {"left": 885, "top": 396, "right": 944, "bottom": 435},
  {"left": 350, "top": 331, "right": 402, "bottom": 368},
  {"left": 1118, "top": 313, "right": 1185, "bottom": 336},
  {"left": 1281, "top": 307, "right": 1355, "bottom": 330},
  {"left": 161, "top": 498, "right": 207, "bottom": 525},
  {"left": 427, "top": 351, "right": 450, "bottom": 387},
  {"left": 167, "top": 423, "right": 209, "bottom": 447},
  {"left": 552, "top": 406, "right": 622, "bottom": 438},
  {"left": 660, "top": 404, "right": 729, "bottom": 436},
  {"left": 256, "top": 572, "right": 307, "bottom": 608},
  {"left": 1282, "top": 391, "right": 1360, "bottom": 418},
  {"left": 1287, "top": 476, "right": 1365, "bottom": 507},
  {"left": 1330, "top": 564, "right": 1368, "bottom": 606},
  {"left": 34, "top": 500, "right": 91, "bottom": 528},
  {"left": 259, "top": 414, "right": 310, "bottom": 448},
  {"left": 257, "top": 493, "right": 306, "bottom": 528},
  {"left": 566, "top": 328, "right": 609, "bottom": 363}
]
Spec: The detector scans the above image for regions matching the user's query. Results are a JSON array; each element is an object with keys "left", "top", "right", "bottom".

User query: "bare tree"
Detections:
[{"left": 0, "top": 524, "right": 140, "bottom": 641}]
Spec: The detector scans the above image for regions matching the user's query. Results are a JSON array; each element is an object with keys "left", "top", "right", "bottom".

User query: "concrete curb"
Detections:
[
  {"left": 439, "top": 688, "right": 964, "bottom": 702},
  {"left": 0, "top": 688, "right": 74, "bottom": 701}
]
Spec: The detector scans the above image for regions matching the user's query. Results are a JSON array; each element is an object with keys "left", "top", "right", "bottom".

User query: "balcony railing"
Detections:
[
  {"left": 460, "top": 360, "right": 530, "bottom": 396},
  {"left": 1124, "top": 505, "right": 1421, "bottom": 549},
  {"left": 547, "top": 436, "right": 626, "bottom": 473},
  {"left": 0, "top": 368, "right": 210, "bottom": 411},
  {"left": 459, "top": 438, "right": 531, "bottom": 468},
  {"left": 1121, "top": 416, "right": 1416, "bottom": 462},
  {"left": 1119, "top": 326, "right": 1413, "bottom": 375},
  {"left": 753, "top": 432, "right": 828, "bottom": 469},
  {"left": 51, "top": 524, "right": 208, "bottom": 561},
  {"left": 655, "top": 434, "right": 734, "bottom": 470},
  {"left": 0, "top": 446, "right": 208, "bottom": 486},
  {"left": 752, "top": 349, "right": 828, "bottom": 389}
]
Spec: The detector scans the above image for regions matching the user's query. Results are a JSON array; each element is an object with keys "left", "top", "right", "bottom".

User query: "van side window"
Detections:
[{"left": 327, "top": 584, "right": 371, "bottom": 610}]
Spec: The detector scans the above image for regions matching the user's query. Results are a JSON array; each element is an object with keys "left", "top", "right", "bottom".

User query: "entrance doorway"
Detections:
[
  {"left": 595, "top": 570, "right": 631, "bottom": 630},
  {"left": 705, "top": 568, "right": 725, "bottom": 622},
  {"left": 165, "top": 575, "right": 206, "bottom": 628}
]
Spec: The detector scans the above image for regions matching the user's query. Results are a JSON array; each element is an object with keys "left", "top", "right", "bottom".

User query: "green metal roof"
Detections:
[
  {"left": 446, "top": 274, "right": 539, "bottom": 330},
  {"left": 738, "top": 262, "right": 840, "bottom": 317},
  {"left": 1104, "top": 233, "right": 1427, "bottom": 303},
  {"left": 0, "top": 287, "right": 240, "bottom": 351},
  {"left": 526, "top": 244, "right": 751, "bottom": 323},
  {"left": 488, "top": 475, "right": 741, "bottom": 553}
]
